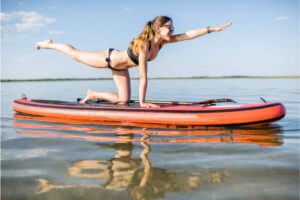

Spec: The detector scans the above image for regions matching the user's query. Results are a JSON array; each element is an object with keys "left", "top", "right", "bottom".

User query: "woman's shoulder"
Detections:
[{"left": 159, "top": 40, "right": 167, "bottom": 49}]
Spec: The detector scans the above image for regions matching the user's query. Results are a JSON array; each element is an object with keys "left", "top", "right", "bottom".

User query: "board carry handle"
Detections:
[
  {"left": 77, "top": 97, "right": 237, "bottom": 105},
  {"left": 198, "top": 98, "right": 237, "bottom": 105},
  {"left": 129, "top": 98, "right": 237, "bottom": 105}
]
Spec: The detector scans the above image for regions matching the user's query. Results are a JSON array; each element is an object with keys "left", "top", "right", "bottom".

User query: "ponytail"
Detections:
[
  {"left": 129, "top": 21, "right": 155, "bottom": 55},
  {"left": 129, "top": 16, "right": 172, "bottom": 56}
]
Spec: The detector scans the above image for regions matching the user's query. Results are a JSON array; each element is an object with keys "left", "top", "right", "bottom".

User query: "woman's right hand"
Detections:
[
  {"left": 140, "top": 102, "right": 160, "bottom": 108},
  {"left": 210, "top": 22, "right": 233, "bottom": 32}
]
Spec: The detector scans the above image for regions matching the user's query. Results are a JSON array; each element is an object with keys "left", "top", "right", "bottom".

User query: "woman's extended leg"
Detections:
[
  {"left": 36, "top": 39, "right": 108, "bottom": 68},
  {"left": 80, "top": 69, "right": 131, "bottom": 104}
]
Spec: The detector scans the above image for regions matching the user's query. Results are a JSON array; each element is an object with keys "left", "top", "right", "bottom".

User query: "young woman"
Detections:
[{"left": 36, "top": 16, "right": 232, "bottom": 108}]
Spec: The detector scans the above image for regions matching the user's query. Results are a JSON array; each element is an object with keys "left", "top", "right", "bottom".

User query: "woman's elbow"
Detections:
[
  {"left": 139, "top": 71, "right": 147, "bottom": 80},
  {"left": 139, "top": 76, "right": 147, "bottom": 82}
]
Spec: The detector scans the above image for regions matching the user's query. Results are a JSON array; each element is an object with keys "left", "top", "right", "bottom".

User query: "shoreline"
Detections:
[{"left": 1, "top": 76, "right": 299, "bottom": 82}]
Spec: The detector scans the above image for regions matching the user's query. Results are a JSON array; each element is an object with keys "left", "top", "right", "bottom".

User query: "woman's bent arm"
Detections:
[
  {"left": 138, "top": 66, "right": 159, "bottom": 108},
  {"left": 139, "top": 67, "right": 147, "bottom": 105},
  {"left": 138, "top": 47, "right": 159, "bottom": 108},
  {"left": 138, "top": 49, "right": 148, "bottom": 105},
  {"left": 139, "top": 76, "right": 147, "bottom": 104}
]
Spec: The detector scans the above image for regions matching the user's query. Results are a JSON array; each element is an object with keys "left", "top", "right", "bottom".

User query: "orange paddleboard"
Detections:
[{"left": 12, "top": 97, "right": 285, "bottom": 126}]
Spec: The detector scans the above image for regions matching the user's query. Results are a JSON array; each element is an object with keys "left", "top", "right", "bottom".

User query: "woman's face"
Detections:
[{"left": 158, "top": 20, "right": 174, "bottom": 41}]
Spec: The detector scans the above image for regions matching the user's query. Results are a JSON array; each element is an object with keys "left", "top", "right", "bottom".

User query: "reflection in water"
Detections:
[
  {"left": 34, "top": 135, "right": 229, "bottom": 199},
  {"left": 13, "top": 114, "right": 283, "bottom": 146},
  {"left": 12, "top": 114, "right": 283, "bottom": 199}
]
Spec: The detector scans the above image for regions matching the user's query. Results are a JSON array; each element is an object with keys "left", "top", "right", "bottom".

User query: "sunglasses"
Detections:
[{"left": 162, "top": 25, "right": 174, "bottom": 31}]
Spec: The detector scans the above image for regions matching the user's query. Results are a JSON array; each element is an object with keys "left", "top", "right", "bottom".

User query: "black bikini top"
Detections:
[{"left": 127, "top": 41, "right": 162, "bottom": 65}]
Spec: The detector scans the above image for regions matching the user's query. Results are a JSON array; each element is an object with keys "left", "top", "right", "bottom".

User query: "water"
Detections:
[{"left": 1, "top": 78, "right": 299, "bottom": 200}]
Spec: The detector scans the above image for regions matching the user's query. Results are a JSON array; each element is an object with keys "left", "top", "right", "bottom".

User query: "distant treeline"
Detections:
[{"left": 1, "top": 76, "right": 299, "bottom": 82}]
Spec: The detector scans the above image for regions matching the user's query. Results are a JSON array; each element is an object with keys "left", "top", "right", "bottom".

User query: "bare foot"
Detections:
[
  {"left": 80, "top": 89, "right": 95, "bottom": 104},
  {"left": 36, "top": 39, "right": 53, "bottom": 50}
]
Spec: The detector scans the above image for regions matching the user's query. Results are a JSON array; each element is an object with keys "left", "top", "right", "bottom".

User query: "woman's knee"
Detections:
[
  {"left": 117, "top": 93, "right": 130, "bottom": 103},
  {"left": 117, "top": 87, "right": 130, "bottom": 102},
  {"left": 112, "top": 70, "right": 131, "bottom": 102},
  {"left": 117, "top": 97, "right": 130, "bottom": 103}
]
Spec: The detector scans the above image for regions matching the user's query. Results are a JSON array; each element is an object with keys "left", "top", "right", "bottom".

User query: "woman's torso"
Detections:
[{"left": 110, "top": 41, "right": 162, "bottom": 70}]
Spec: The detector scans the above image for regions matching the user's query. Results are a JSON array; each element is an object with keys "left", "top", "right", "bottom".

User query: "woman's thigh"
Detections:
[
  {"left": 112, "top": 69, "right": 131, "bottom": 102},
  {"left": 73, "top": 50, "right": 108, "bottom": 68}
]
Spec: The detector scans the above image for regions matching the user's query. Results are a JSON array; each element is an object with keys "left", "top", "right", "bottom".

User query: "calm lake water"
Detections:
[{"left": 1, "top": 78, "right": 299, "bottom": 200}]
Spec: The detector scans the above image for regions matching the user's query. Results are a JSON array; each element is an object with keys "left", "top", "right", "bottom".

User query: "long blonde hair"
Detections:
[{"left": 129, "top": 16, "right": 172, "bottom": 55}]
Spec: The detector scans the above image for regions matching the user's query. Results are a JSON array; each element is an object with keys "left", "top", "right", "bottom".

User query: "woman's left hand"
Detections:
[
  {"left": 140, "top": 102, "right": 160, "bottom": 108},
  {"left": 211, "top": 22, "right": 233, "bottom": 32}
]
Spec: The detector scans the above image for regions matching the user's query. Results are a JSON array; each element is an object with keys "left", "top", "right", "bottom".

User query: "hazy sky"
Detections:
[{"left": 1, "top": 0, "right": 299, "bottom": 79}]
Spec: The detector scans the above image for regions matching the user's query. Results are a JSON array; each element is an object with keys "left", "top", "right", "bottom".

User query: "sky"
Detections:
[{"left": 1, "top": 0, "right": 299, "bottom": 79}]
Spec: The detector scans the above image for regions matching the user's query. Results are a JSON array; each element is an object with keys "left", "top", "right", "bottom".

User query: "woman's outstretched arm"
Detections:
[{"left": 168, "top": 22, "right": 232, "bottom": 43}]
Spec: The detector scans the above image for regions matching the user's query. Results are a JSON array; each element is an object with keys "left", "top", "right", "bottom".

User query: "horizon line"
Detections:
[{"left": 1, "top": 75, "right": 300, "bottom": 82}]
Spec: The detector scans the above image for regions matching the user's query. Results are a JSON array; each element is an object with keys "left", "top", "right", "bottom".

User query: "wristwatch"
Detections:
[{"left": 207, "top": 26, "right": 211, "bottom": 33}]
